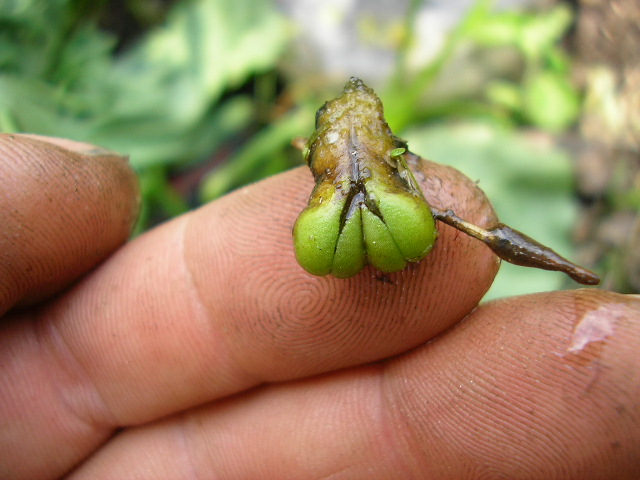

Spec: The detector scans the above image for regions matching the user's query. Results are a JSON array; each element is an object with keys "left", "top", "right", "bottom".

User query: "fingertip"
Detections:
[
  {"left": 0, "top": 134, "right": 140, "bottom": 314},
  {"left": 385, "top": 289, "right": 640, "bottom": 478}
]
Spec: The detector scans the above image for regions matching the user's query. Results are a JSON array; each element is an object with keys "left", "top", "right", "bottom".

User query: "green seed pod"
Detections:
[
  {"left": 331, "top": 206, "right": 366, "bottom": 278},
  {"left": 368, "top": 178, "right": 436, "bottom": 262},
  {"left": 361, "top": 208, "right": 407, "bottom": 272},
  {"left": 292, "top": 188, "right": 344, "bottom": 276},
  {"left": 293, "top": 77, "right": 437, "bottom": 277}
]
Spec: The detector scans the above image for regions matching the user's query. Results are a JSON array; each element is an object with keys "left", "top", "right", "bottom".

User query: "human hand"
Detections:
[{"left": 1, "top": 134, "right": 638, "bottom": 479}]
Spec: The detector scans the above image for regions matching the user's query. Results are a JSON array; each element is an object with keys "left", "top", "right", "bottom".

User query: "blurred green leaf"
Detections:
[
  {"left": 0, "top": 0, "right": 288, "bottom": 168},
  {"left": 384, "top": 0, "right": 495, "bottom": 131},
  {"left": 486, "top": 80, "right": 523, "bottom": 112},
  {"left": 405, "top": 122, "right": 579, "bottom": 299},
  {"left": 465, "top": 12, "right": 524, "bottom": 47},
  {"left": 523, "top": 70, "right": 580, "bottom": 132},
  {"left": 518, "top": 4, "right": 573, "bottom": 61},
  {"left": 0, "top": 0, "right": 289, "bottom": 229},
  {"left": 387, "top": 2, "right": 576, "bottom": 134},
  {"left": 200, "top": 106, "right": 313, "bottom": 201},
  {"left": 92, "top": 0, "right": 289, "bottom": 169},
  {"left": 134, "top": 165, "right": 190, "bottom": 235},
  {"left": 467, "top": 4, "right": 573, "bottom": 60},
  {"left": 382, "top": 1, "right": 580, "bottom": 135}
]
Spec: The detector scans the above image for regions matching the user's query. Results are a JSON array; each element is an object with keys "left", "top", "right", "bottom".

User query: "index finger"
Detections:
[
  {"left": 186, "top": 160, "right": 498, "bottom": 381},
  {"left": 0, "top": 159, "right": 499, "bottom": 479}
]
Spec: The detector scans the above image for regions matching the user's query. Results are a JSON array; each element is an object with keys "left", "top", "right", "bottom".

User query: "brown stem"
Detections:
[{"left": 430, "top": 207, "right": 600, "bottom": 286}]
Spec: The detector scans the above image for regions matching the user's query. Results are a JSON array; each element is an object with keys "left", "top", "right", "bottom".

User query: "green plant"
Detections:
[
  {"left": 472, "top": 4, "right": 580, "bottom": 132},
  {"left": 382, "top": 0, "right": 580, "bottom": 133},
  {"left": 0, "top": 0, "right": 288, "bottom": 230},
  {"left": 293, "top": 78, "right": 436, "bottom": 277}
]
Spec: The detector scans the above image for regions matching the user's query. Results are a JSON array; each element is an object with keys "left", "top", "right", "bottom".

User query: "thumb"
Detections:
[{"left": 0, "top": 134, "right": 139, "bottom": 314}]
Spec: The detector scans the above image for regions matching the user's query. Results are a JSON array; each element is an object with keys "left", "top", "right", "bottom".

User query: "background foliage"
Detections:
[{"left": 1, "top": 0, "right": 630, "bottom": 298}]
